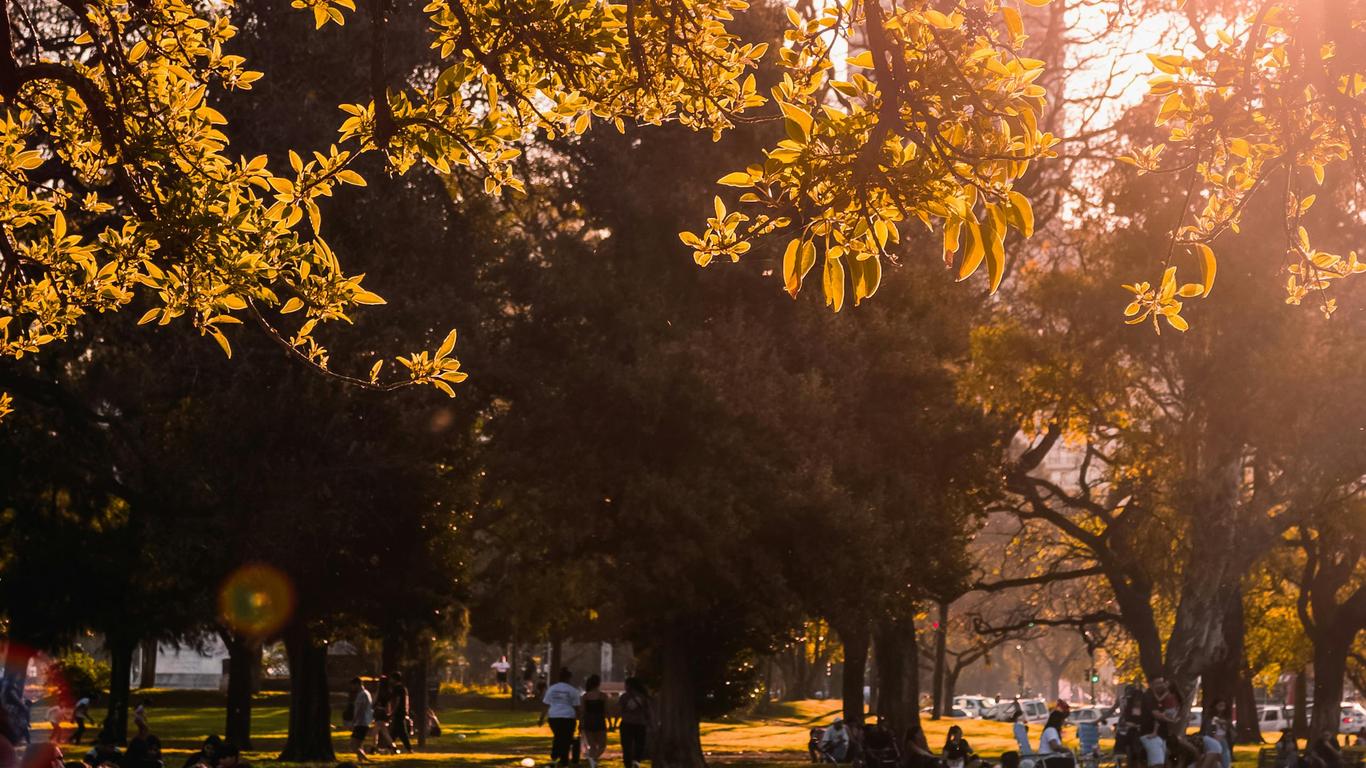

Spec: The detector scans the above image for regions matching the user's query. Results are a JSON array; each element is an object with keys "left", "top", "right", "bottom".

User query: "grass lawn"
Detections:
[{"left": 32, "top": 693, "right": 1270, "bottom": 768}]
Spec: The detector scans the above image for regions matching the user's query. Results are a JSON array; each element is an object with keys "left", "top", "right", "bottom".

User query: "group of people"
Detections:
[
  {"left": 344, "top": 672, "right": 421, "bottom": 761},
  {"left": 0, "top": 690, "right": 246, "bottom": 768},
  {"left": 810, "top": 715, "right": 981, "bottom": 768},
  {"left": 537, "top": 669, "right": 652, "bottom": 768}
]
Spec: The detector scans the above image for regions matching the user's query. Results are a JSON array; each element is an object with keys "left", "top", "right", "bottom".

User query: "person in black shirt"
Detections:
[
  {"left": 942, "top": 726, "right": 978, "bottom": 768},
  {"left": 388, "top": 672, "right": 411, "bottom": 754}
]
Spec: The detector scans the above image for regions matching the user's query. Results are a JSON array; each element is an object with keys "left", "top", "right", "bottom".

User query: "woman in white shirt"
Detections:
[
  {"left": 538, "top": 668, "right": 582, "bottom": 767},
  {"left": 1039, "top": 711, "right": 1067, "bottom": 754}
]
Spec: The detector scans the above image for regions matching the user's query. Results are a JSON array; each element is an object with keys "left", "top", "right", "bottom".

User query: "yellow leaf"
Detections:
[
  {"left": 210, "top": 329, "right": 233, "bottom": 358},
  {"left": 1007, "top": 191, "right": 1034, "bottom": 237},
  {"left": 717, "top": 172, "right": 753, "bottom": 187},
  {"left": 1002, "top": 7, "right": 1023, "bottom": 40},
  {"left": 1196, "top": 243, "right": 1216, "bottom": 296},
  {"left": 281, "top": 297, "right": 305, "bottom": 314},
  {"left": 782, "top": 238, "right": 801, "bottom": 295},
  {"left": 1165, "top": 313, "right": 1189, "bottom": 332},
  {"left": 778, "top": 101, "right": 813, "bottom": 140},
  {"left": 353, "top": 290, "right": 386, "bottom": 305},
  {"left": 823, "top": 253, "right": 845, "bottom": 312},
  {"left": 847, "top": 51, "right": 875, "bottom": 69},
  {"left": 436, "top": 328, "right": 458, "bottom": 359},
  {"left": 956, "top": 220, "right": 985, "bottom": 281}
]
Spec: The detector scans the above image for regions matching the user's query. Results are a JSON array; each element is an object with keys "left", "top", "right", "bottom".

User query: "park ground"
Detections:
[{"left": 34, "top": 692, "right": 1274, "bottom": 768}]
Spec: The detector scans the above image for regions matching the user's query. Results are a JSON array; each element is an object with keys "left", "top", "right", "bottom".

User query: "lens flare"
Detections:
[{"left": 218, "top": 563, "right": 295, "bottom": 639}]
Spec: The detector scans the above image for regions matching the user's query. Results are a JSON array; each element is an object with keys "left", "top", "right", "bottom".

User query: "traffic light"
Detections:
[{"left": 1090, "top": 672, "right": 1100, "bottom": 683}]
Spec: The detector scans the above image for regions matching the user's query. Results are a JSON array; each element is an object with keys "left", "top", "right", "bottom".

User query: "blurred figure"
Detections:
[
  {"left": 181, "top": 735, "right": 222, "bottom": 768},
  {"left": 133, "top": 700, "right": 150, "bottom": 739},
  {"left": 1011, "top": 707, "right": 1032, "bottom": 755},
  {"left": 72, "top": 695, "right": 95, "bottom": 745},
  {"left": 819, "top": 717, "right": 849, "bottom": 762},
  {"left": 389, "top": 672, "right": 411, "bottom": 754},
  {"left": 580, "top": 675, "right": 609, "bottom": 768},
  {"left": 617, "top": 678, "right": 651, "bottom": 768},
  {"left": 491, "top": 657, "right": 511, "bottom": 693},
  {"left": 942, "top": 725, "right": 978, "bottom": 768},
  {"left": 347, "top": 677, "right": 373, "bottom": 763}
]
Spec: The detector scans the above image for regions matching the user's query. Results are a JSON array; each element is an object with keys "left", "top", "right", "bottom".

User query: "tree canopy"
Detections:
[{"left": 0, "top": 0, "right": 1362, "bottom": 417}]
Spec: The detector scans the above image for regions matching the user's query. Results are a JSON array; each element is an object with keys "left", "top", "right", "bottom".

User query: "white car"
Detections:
[
  {"left": 954, "top": 695, "right": 997, "bottom": 719},
  {"left": 1340, "top": 702, "right": 1366, "bottom": 735},
  {"left": 1071, "top": 706, "right": 1118, "bottom": 738},
  {"left": 1260, "top": 705, "right": 1292, "bottom": 733},
  {"left": 991, "top": 698, "right": 1051, "bottom": 723}
]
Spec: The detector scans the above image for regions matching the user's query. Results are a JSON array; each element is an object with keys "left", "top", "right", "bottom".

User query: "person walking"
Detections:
[
  {"left": 491, "top": 657, "right": 511, "bottom": 694},
  {"left": 389, "top": 672, "right": 411, "bottom": 754},
  {"left": 539, "top": 669, "right": 581, "bottom": 767},
  {"left": 71, "top": 696, "right": 93, "bottom": 745},
  {"left": 617, "top": 678, "right": 651, "bottom": 768},
  {"left": 579, "top": 676, "right": 609, "bottom": 768},
  {"left": 133, "top": 700, "right": 150, "bottom": 740},
  {"left": 47, "top": 702, "right": 67, "bottom": 745},
  {"left": 347, "top": 677, "right": 374, "bottom": 763}
]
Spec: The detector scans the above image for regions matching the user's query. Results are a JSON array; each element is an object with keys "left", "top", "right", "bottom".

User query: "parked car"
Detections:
[
  {"left": 922, "top": 705, "right": 972, "bottom": 718},
  {"left": 1260, "top": 705, "right": 1291, "bottom": 733},
  {"left": 1340, "top": 702, "right": 1366, "bottom": 735},
  {"left": 1071, "top": 706, "right": 1118, "bottom": 738},
  {"left": 991, "top": 698, "right": 1051, "bottom": 723},
  {"left": 953, "top": 695, "right": 996, "bottom": 719}
]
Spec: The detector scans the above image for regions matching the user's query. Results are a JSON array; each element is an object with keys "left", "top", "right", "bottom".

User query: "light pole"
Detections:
[{"left": 1016, "top": 644, "right": 1025, "bottom": 697}]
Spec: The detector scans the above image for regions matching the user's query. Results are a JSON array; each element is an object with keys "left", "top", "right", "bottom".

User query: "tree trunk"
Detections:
[
  {"left": 381, "top": 630, "right": 402, "bottom": 675},
  {"left": 279, "top": 624, "right": 335, "bottom": 762},
  {"left": 409, "top": 648, "right": 429, "bottom": 749},
  {"left": 1291, "top": 670, "right": 1309, "bottom": 739},
  {"left": 930, "top": 602, "right": 948, "bottom": 720},
  {"left": 874, "top": 614, "right": 921, "bottom": 740},
  {"left": 1308, "top": 628, "right": 1352, "bottom": 738},
  {"left": 944, "top": 665, "right": 961, "bottom": 710},
  {"left": 653, "top": 635, "right": 706, "bottom": 768},
  {"left": 550, "top": 633, "right": 564, "bottom": 680},
  {"left": 105, "top": 635, "right": 136, "bottom": 744},
  {"left": 138, "top": 640, "right": 158, "bottom": 690},
  {"left": 838, "top": 621, "right": 870, "bottom": 727},
  {"left": 1234, "top": 666, "right": 1263, "bottom": 744},
  {"left": 1164, "top": 447, "right": 1265, "bottom": 701},
  {"left": 225, "top": 634, "right": 260, "bottom": 749}
]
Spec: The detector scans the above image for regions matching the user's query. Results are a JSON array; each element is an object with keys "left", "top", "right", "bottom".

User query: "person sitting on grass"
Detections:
[
  {"left": 900, "top": 725, "right": 944, "bottom": 768},
  {"left": 942, "top": 725, "right": 979, "bottom": 768},
  {"left": 820, "top": 718, "right": 850, "bottom": 762},
  {"left": 81, "top": 735, "right": 121, "bottom": 768},
  {"left": 182, "top": 734, "right": 222, "bottom": 768},
  {"left": 216, "top": 743, "right": 244, "bottom": 768}
]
